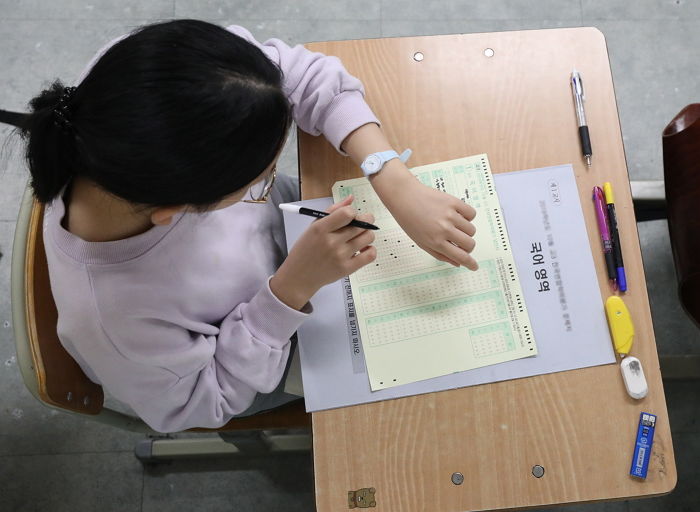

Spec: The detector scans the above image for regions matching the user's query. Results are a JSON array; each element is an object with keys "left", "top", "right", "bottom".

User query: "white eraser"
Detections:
[{"left": 620, "top": 357, "right": 648, "bottom": 400}]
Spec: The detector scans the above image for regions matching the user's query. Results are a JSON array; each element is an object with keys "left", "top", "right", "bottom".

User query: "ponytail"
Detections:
[
  {"left": 22, "top": 80, "right": 79, "bottom": 204},
  {"left": 19, "top": 20, "right": 292, "bottom": 210}
]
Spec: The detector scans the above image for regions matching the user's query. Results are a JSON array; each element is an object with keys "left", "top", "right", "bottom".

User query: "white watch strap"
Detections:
[
  {"left": 361, "top": 148, "right": 412, "bottom": 176},
  {"left": 375, "top": 150, "right": 399, "bottom": 163},
  {"left": 374, "top": 149, "right": 412, "bottom": 164}
]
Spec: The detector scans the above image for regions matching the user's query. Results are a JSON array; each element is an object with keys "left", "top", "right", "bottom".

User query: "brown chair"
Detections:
[
  {"left": 633, "top": 103, "right": 700, "bottom": 379},
  {"left": 663, "top": 104, "right": 700, "bottom": 328},
  {"left": 10, "top": 185, "right": 311, "bottom": 462}
]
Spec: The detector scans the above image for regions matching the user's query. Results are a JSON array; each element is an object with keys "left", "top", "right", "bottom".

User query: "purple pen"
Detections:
[{"left": 593, "top": 186, "right": 618, "bottom": 289}]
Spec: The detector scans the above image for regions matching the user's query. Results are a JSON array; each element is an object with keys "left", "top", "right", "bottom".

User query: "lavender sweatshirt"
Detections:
[{"left": 44, "top": 25, "right": 379, "bottom": 432}]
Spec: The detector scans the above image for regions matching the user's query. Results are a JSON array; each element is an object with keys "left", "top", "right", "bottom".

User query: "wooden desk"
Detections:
[{"left": 298, "top": 28, "right": 676, "bottom": 511}]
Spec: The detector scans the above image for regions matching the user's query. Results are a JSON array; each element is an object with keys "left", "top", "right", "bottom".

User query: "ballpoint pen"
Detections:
[
  {"left": 593, "top": 186, "right": 617, "bottom": 289},
  {"left": 603, "top": 182, "right": 628, "bottom": 292},
  {"left": 571, "top": 69, "right": 592, "bottom": 166},
  {"left": 279, "top": 203, "right": 380, "bottom": 230}
]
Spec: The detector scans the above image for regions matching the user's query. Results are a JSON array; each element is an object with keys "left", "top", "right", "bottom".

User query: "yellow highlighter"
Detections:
[{"left": 605, "top": 296, "right": 634, "bottom": 356}]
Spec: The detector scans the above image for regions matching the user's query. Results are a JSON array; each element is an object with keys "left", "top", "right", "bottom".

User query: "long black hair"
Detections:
[{"left": 20, "top": 19, "right": 292, "bottom": 210}]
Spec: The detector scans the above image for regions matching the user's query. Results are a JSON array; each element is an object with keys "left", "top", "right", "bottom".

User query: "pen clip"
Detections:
[{"left": 572, "top": 70, "right": 585, "bottom": 101}]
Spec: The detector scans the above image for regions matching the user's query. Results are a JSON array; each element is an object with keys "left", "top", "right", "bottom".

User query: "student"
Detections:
[{"left": 14, "top": 20, "right": 477, "bottom": 432}]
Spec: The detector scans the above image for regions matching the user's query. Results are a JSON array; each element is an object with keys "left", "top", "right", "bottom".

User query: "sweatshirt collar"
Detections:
[{"left": 48, "top": 189, "right": 184, "bottom": 265}]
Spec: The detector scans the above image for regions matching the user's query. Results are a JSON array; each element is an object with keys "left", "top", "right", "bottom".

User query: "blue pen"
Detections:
[{"left": 603, "top": 182, "right": 627, "bottom": 292}]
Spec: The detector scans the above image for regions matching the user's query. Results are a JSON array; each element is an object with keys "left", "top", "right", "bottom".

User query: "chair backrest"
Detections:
[
  {"left": 15, "top": 194, "right": 310, "bottom": 430},
  {"left": 22, "top": 199, "right": 104, "bottom": 414},
  {"left": 663, "top": 104, "right": 700, "bottom": 328}
]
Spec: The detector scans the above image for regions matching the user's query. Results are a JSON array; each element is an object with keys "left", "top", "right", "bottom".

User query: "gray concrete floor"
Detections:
[{"left": 1, "top": 1, "right": 699, "bottom": 511}]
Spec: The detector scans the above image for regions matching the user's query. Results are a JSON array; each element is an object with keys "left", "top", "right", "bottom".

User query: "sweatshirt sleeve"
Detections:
[
  {"left": 226, "top": 25, "right": 380, "bottom": 152},
  {"left": 98, "top": 279, "right": 310, "bottom": 433},
  {"left": 75, "top": 25, "right": 380, "bottom": 152}
]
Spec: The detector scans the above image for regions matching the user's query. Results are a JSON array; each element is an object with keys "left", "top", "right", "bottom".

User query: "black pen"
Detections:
[
  {"left": 571, "top": 69, "right": 592, "bottom": 166},
  {"left": 279, "top": 203, "right": 379, "bottom": 230}
]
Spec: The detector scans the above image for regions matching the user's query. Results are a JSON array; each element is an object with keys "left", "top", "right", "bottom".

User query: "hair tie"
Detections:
[{"left": 53, "top": 86, "right": 77, "bottom": 132}]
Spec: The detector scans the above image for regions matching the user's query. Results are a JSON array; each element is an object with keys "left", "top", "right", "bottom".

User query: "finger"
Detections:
[
  {"left": 451, "top": 212, "right": 476, "bottom": 237},
  {"left": 448, "top": 228, "right": 476, "bottom": 253},
  {"left": 333, "top": 211, "right": 376, "bottom": 241},
  {"left": 335, "top": 224, "right": 370, "bottom": 242},
  {"left": 347, "top": 245, "right": 377, "bottom": 274},
  {"left": 441, "top": 240, "right": 479, "bottom": 270},
  {"left": 455, "top": 201, "right": 477, "bottom": 221},
  {"left": 424, "top": 247, "right": 460, "bottom": 267},
  {"left": 355, "top": 212, "right": 375, "bottom": 225},
  {"left": 315, "top": 205, "right": 358, "bottom": 232},
  {"left": 348, "top": 230, "right": 375, "bottom": 254},
  {"left": 325, "top": 195, "right": 353, "bottom": 214}
]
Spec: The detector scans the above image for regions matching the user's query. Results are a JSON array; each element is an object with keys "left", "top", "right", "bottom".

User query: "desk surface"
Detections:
[{"left": 298, "top": 28, "right": 676, "bottom": 512}]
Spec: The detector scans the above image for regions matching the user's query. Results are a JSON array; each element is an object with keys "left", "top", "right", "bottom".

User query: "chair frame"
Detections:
[{"left": 11, "top": 184, "right": 311, "bottom": 461}]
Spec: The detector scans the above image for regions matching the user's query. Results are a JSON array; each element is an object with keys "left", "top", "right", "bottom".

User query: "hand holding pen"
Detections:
[{"left": 271, "top": 196, "right": 377, "bottom": 310}]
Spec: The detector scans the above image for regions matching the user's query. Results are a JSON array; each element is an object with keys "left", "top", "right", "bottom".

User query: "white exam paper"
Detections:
[{"left": 283, "top": 164, "right": 615, "bottom": 412}]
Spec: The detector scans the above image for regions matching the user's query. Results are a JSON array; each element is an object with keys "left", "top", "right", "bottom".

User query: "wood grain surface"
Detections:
[{"left": 298, "top": 28, "right": 677, "bottom": 512}]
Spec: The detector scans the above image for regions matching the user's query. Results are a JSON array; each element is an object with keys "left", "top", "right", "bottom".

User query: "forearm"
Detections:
[
  {"left": 339, "top": 122, "right": 479, "bottom": 270},
  {"left": 269, "top": 268, "right": 317, "bottom": 311},
  {"left": 340, "top": 123, "right": 415, "bottom": 208}
]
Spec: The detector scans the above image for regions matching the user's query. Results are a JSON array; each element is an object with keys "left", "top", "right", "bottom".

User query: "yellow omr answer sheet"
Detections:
[{"left": 332, "top": 154, "right": 537, "bottom": 390}]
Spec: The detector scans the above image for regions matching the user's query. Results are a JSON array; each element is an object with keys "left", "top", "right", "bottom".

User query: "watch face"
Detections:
[{"left": 365, "top": 154, "right": 381, "bottom": 173}]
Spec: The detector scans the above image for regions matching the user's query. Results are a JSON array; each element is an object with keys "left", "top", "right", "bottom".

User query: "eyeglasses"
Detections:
[{"left": 243, "top": 165, "right": 277, "bottom": 204}]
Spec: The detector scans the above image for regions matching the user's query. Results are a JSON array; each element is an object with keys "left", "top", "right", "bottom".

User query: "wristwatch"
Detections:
[{"left": 360, "top": 149, "right": 412, "bottom": 177}]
